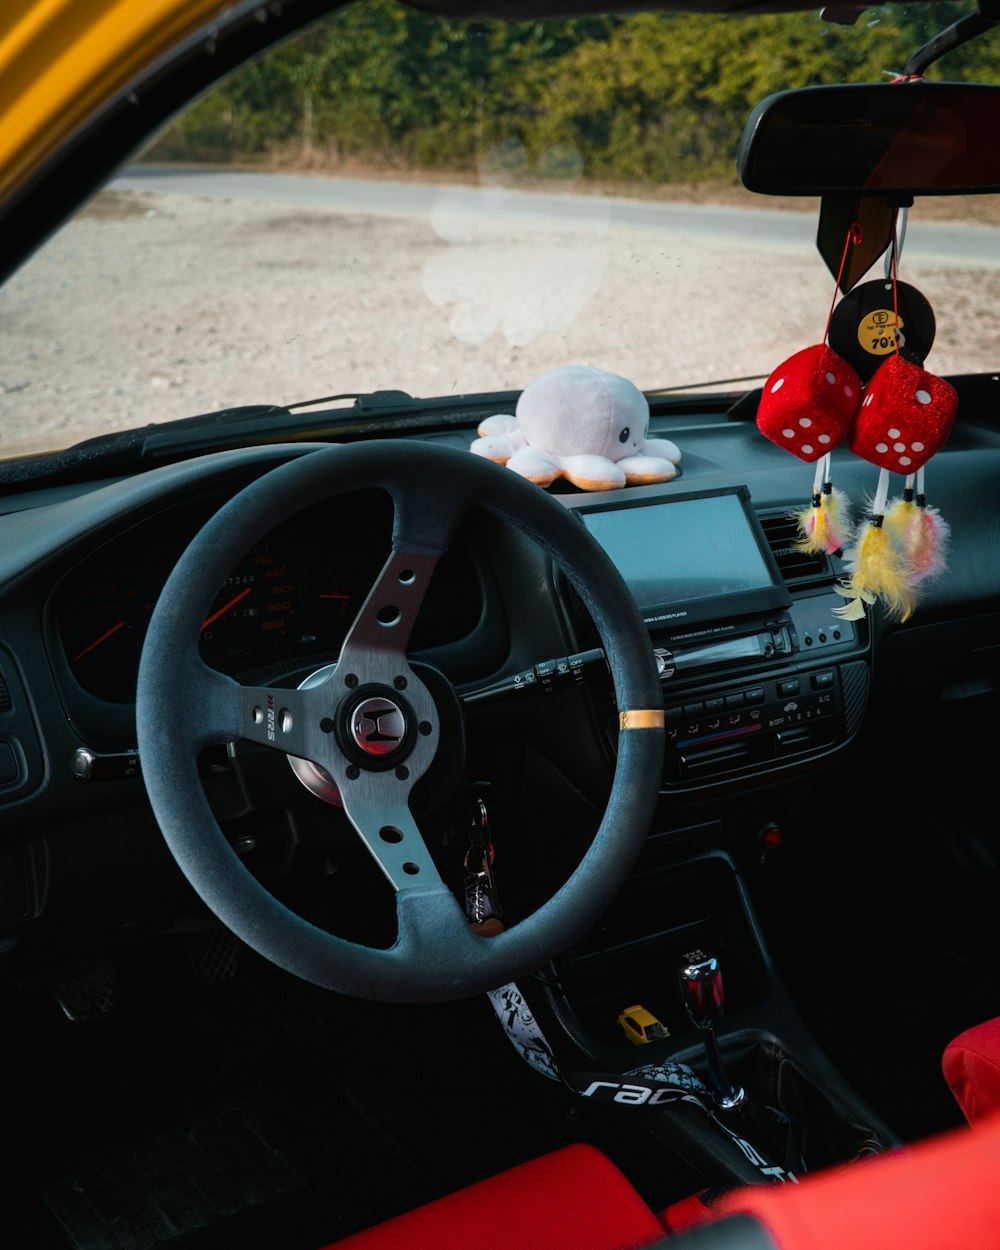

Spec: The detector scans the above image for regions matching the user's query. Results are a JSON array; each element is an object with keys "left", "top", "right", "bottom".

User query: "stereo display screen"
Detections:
[{"left": 578, "top": 486, "right": 791, "bottom": 630}]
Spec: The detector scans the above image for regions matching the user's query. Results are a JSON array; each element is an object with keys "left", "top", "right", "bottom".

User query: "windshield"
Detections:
[{"left": 2, "top": 0, "right": 999, "bottom": 460}]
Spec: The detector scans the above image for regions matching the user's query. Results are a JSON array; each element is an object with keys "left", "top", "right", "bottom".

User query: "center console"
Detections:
[
  {"left": 524, "top": 486, "right": 888, "bottom": 1191},
  {"left": 564, "top": 483, "right": 872, "bottom": 792},
  {"left": 521, "top": 849, "right": 899, "bottom": 1195}
]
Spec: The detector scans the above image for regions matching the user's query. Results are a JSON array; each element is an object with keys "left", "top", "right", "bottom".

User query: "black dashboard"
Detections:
[{"left": 2, "top": 388, "right": 1000, "bottom": 942}]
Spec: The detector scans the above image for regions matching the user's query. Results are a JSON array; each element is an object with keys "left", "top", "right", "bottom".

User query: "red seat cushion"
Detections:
[
  {"left": 942, "top": 1017, "right": 1000, "bottom": 1125},
  {"left": 318, "top": 1142, "right": 669, "bottom": 1250},
  {"left": 713, "top": 1111, "right": 1000, "bottom": 1250},
  {"left": 318, "top": 1095, "right": 1000, "bottom": 1250}
]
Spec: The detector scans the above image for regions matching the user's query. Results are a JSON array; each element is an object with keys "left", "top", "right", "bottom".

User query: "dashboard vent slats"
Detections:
[
  {"left": 759, "top": 513, "right": 831, "bottom": 586},
  {"left": 0, "top": 667, "right": 10, "bottom": 714}
]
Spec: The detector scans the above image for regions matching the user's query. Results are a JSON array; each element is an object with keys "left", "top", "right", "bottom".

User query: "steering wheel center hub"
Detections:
[
  {"left": 351, "top": 695, "right": 406, "bottom": 757},
  {"left": 335, "top": 681, "right": 417, "bottom": 772}
]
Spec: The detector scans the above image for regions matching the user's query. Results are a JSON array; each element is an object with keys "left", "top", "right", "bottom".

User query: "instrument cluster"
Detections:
[{"left": 54, "top": 487, "right": 484, "bottom": 704}]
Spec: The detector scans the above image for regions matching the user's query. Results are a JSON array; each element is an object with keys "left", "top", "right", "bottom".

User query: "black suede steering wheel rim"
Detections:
[{"left": 136, "top": 440, "right": 664, "bottom": 1003}]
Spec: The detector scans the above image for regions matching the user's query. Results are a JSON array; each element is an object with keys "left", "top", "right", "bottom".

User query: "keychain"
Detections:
[{"left": 463, "top": 796, "right": 504, "bottom": 936}]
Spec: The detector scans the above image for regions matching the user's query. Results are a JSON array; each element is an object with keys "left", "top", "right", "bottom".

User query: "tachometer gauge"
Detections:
[
  {"left": 61, "top": 576, "right": 158, "bottom": 703},
  {"left": 316, "top": 567, "right": 355, "bottom": 635},
  {"left": 201, "top": 543, "right": 298, "bottom": 664}
]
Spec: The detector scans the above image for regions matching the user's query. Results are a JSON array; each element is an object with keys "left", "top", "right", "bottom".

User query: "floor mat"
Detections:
[
  {"left": 8, "top": 935, "right": 688, "bottom": 1249},
  {"left": 41, "top": 1104, "right": 305, "bottom": 1250}
]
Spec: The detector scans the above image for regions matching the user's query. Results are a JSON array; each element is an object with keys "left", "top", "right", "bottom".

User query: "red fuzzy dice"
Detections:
[
  {"left": 756, "top": 345, "right": 861, "bottom": 463},
  {"left": 848, "top": 355, "right": 957, "bottom": 473}
]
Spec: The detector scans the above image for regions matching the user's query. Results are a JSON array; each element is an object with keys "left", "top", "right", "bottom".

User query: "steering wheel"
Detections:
[{"left": 135, "top": 440, "right": 664, "bottom": 1002}]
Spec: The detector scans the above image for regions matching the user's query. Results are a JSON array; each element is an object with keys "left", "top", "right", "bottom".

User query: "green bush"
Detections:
[{"left": 146, "top": 1, "right": 1000, "bottom": 185}]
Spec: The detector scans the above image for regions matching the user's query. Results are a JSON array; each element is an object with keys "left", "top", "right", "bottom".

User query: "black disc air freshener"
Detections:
[{"left": 828, "top": 278, "right": 935, "bottom": 382}]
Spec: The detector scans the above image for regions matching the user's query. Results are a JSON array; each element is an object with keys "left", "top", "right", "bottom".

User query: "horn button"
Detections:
[
  {"left": 336, "top": 684, "right": 416, "bottom": 771},
  {"left": 351, "top": 696, "right": 407, "bottom": 757}
]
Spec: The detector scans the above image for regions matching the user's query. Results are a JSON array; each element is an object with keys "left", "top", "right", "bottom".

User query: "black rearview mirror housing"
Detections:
[{"left": 738, "top": 80, "right": 1000, "bottom": 197}]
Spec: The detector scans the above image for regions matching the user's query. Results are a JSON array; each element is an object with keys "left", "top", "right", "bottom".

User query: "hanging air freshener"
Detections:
[
  {"left": 833, "top": 214, "right": 957, "bottom": 621},
  {"left": 828, "top": 277, "right": 936, "bottom": 383}
]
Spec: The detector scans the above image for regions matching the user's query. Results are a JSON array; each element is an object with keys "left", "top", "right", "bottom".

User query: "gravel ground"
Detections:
[{"left": 1, "top": 180, "right": 998, "bottom": 459}]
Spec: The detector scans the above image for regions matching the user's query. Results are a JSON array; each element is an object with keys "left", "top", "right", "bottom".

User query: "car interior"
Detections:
[{"left": 3, "top": 0, "right": 1000, "bottom": 1247}]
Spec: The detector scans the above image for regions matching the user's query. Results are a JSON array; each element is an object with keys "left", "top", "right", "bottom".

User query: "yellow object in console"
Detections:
[{"left": 617, "top": 1004, "right": 669, "bottom": 1046}]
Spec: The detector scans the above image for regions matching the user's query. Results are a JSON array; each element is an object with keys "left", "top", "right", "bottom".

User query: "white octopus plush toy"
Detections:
[{"left": 470, "top": 365, "right": 681, "bottom": 490}]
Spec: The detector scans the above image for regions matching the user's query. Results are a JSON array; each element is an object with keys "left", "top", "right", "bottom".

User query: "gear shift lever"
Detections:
[{"left": 678, "top": 948, "right": 745, "bottom": 1111}]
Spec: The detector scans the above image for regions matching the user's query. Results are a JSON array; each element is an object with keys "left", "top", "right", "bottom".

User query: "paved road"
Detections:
[{"left": 113, "top": 166, "right": 1000, "bottom": 268}]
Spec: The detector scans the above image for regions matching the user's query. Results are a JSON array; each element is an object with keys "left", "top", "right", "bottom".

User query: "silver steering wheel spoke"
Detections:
[
  {"left": 339, "top": 798, "right": 445, "bottom": 893},
  {"left": 340, "top": 548, "right": 439, "bottom": 659},
  {"left": 237, "top": 546, "right": 445, "bottom": 892},
  {"left": 239, "top": 679, "right": 328, "bottom": 756}
]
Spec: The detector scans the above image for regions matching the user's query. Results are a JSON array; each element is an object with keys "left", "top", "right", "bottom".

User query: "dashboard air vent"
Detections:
[{"left": 759, "top": 513, "right": 832, "bottom": 587}]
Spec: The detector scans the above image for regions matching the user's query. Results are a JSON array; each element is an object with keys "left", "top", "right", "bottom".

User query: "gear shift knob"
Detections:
[
  {"left": 677, "top": 948, "right": 744, "bottom": 1111},
  {"left": 678, "top": 949, "right": 726, "bottom": 1030}
]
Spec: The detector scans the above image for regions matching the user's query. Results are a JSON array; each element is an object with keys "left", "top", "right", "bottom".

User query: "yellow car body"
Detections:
[{"left": 0, "top": 0, "right": 236, "bottom": 203}]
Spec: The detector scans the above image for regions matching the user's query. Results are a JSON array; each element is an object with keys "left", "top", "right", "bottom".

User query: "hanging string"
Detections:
[
  {"left": 884, "top": 206, "right": 908, "bottom": 278},
  {"left": 889, "top": 216, "right": 901, "bottom": 356},
  {"left": 787, "top": 219, "right": 868, "bottom": 560},
  {"left": 823, "top": 221, "right": 864, "bottom": 344}
]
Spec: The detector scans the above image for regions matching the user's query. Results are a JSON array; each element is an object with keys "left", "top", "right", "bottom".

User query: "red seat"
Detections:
[
  {"left": 709, "top": 1112, "right": 1000, "bottom": 1248},
  {"left": 318, "top": 1142, "right": 670, "bottom": 1249},
  {"left": 942, "top": 1016, "right": 1000, "bottom": 1125},
  {"left": 320, "top": 1111, "right": 1000, "bottom": 1250}
]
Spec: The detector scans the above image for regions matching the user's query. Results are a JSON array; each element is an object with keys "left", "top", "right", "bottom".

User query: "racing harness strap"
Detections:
[{"left": 486, "top": 981, "right": 801, "bottom": 1186}]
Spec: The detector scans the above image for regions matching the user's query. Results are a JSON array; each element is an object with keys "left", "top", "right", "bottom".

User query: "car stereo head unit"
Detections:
[
  {"left": 577, "top": 485, "right": 792, "bottom": 631},
  {"left": 572, "top": 486, "right": 864, "bottom": 787}
]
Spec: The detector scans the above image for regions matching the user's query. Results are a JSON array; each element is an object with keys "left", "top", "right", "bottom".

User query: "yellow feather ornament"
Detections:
[
  {"left": 884, "top": 471, "right": 951, "bottom": 586},
  {"left": 833, "top": 469, "right": 916, "bottom": 623},
  {"left": 792, "top": 454, "right": 855, "bottom": 558},
  {"left": 838, "top": 522, "right": 916, "bottom": 622}
]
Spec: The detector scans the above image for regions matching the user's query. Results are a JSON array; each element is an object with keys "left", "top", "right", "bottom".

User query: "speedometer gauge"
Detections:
[
  {"left": 201, "top": 543, "right": 299, "bottom": 663},
  {"left": 61, "top": 576, "right": 158, "bottom": 703}
]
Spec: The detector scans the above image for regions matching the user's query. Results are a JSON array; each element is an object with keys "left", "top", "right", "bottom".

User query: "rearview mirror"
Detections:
[{"left": 737, "top": 81, "right": 1000, "bottom": 196}]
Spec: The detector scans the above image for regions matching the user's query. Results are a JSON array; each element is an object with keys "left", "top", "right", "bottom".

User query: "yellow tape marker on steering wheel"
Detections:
[{"left": 618, "top": 710, "right": 665, "bottom": 730}]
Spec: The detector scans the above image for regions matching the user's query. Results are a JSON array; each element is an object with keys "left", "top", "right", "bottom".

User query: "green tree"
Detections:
[{"left": 149, "top": 0, "right": 997, "bottom": 184}]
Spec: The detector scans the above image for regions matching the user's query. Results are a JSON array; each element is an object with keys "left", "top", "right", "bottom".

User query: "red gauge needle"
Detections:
[
  {"left": 73, "top": 620, "right": 125, "bottom": 662},
  {"left": 202, "top": 586, "right": 251, "bottom": 631},
  {"left": 319, "top": 593, "right": 351, "bottom": 600}
]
